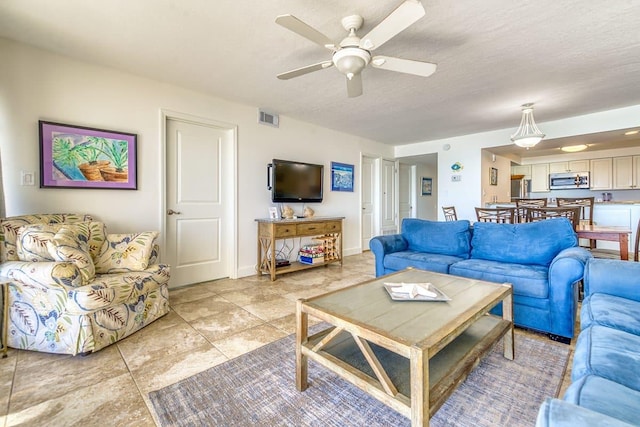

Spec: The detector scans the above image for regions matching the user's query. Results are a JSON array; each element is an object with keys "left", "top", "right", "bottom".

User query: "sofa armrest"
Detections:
[
  {"left": 0, "top": 260, "right": 83, "bottom": 288},
  {"left": 584, "top": 258, "right": 640, "bottom": 302},
  {"left": 369, "top": 234, "right": 408, "bottom": 277},
  {"left": 536, "top": 398, "right": 635, "bottom": 427},
  {"left": 547, "top": 247, "right": 592, "bottom": 337}
]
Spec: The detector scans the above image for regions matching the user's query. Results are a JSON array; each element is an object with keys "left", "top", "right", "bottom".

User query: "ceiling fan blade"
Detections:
[
  {"left": 359, "top": 0, "right": 426, "bottom": 51},
  {"left": 276, "top": 15, "right": 337, "bottom": 50},
  {"left": 277, "top": 61, "right": 334, "bottom": 80},
  {"left": 371, "top": 56, "right": 437, "bottom": 77},
  {"left": 346, "top": 73, "right": 363, "bottom": 98}
]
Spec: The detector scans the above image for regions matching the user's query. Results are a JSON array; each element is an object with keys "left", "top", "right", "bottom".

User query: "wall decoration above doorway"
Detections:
[
  {"left": 331, "top": 162, "right": 354, "bottom": 192},
  {"left": 39, "top": 121, "right": 137, "bottom": 189},
  {"left": 421, "top": 177, "right": 432, "bottom": 196}
]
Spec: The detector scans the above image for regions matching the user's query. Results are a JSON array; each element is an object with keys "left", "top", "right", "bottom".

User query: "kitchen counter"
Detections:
[
  {"left": 487, "top": 201, "right": 640, "bottom": 207},
  {"left": 596, "top": 201, "right": 640, "bottom": 205}
]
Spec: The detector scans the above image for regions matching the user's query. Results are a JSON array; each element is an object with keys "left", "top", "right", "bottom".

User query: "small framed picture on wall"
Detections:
[
  {"left": 421, "top": 177, "right": 432, "bottom": 196},
  {"left": 490, "top": 167, "right": 498, "bottom": 186}
]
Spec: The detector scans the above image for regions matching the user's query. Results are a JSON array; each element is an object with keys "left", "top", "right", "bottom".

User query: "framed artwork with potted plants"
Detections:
[{"left": 39, "top": 121, "right": 137, "bottom": 189}]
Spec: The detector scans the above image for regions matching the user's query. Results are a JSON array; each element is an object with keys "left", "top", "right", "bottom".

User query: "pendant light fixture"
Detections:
[{"left": 510, "top": 103, "right": 545, "bottom": 149}]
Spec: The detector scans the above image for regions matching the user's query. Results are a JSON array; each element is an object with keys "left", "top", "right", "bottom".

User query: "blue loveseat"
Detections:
[
  {"left": 369, "top": 218, "right": 592, "bottom": 341},
  {"left": 536, "top": 258, "right": 640, "bottom": 426}
]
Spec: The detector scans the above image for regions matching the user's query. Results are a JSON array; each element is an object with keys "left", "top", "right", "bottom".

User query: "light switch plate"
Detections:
[{"left": 21, "top": 171, "right": 35, "bottom": 186}]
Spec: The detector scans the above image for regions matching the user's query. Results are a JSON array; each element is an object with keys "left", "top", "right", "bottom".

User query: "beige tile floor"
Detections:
[{"left": 0, "top": 252, "right": 580, "bottom": 427}]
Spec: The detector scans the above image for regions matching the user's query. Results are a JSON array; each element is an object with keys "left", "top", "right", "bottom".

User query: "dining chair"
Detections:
[
  {"left": 514, "top": 198, "right": 547, "bottom": 223},
  {"left": 442, "top": 206, "right": 458, "bottom": 221},
  {"left": 526, "top": 206, "right": 581, "bottom": 230},
  {"left": 475, "top": 207, "right": 515, "bottom": 223},
  {"left": 557, "top": 197, "right": 595, "bottom": 247}
]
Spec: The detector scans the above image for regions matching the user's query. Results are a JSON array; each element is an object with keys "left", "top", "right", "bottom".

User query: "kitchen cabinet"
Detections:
[
  {"left": 590, "top": 158, "right": 613, "bottom": 190},
  {"left": 511, "top": 165, "right": 531, "bottom": 178},
  {"left": 530, "top": 163, "right": 550, "bottom": 192},
  {"left": 549, "top": 160, "right": 590, "bottom": 174},
  {"left": 612, "top": 156, "right": 640, "bottom": 189}
]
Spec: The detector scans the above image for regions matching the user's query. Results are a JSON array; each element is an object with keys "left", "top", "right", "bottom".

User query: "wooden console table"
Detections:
[{"left": 256, "top": 217, "right": 344, "bottom": 281}]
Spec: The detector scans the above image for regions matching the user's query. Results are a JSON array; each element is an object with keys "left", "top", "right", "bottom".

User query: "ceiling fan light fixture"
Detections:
[
  {"left": 510, "top": 103, "right": 545, "bottom": 149},
  {"left": 333, "top": 47, "right": 370, "bottom": 79},
  {"left": 561, "top": 144, "right": 588, "bottom": 153}
]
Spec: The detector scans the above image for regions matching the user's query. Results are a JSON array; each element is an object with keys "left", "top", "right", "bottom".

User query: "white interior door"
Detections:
[
  {"left": 166, "top": 118, "right": 231, "bottom": 287},
  {"left": 361, "top": 156, "right": 376, "bottom": 250},
  {"left": 382, "top": 159, "right": 397, "bottom": 232},
  {"left": 398, "top": 163, "right": 415, "bottom": 226}
]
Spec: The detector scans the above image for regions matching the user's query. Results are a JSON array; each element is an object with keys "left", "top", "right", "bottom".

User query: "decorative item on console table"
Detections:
[
  {"left": 314, "top": 234, "right": 339, "bottom": 261},
  {"left": 281, "top": 205, "right": 294, "bottom": 219},
  {"left": 299, "top": 243, "right": 325, "bottom": 265},
  {"left": 303, "top": 206, "right": 315, "bottom": 218}
]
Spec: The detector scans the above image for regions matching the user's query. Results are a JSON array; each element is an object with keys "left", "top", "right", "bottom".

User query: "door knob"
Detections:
[{"left": 167, "top": 209, "right": 182, "bottom": 215}]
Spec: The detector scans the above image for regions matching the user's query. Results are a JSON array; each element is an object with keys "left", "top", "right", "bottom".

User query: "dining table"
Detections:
[{"left": 575, "top": 224, "right": 632, "bottom": 260}]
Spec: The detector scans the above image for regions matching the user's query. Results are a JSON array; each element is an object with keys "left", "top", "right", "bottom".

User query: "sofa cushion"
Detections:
[
  {"left": 47, "top": 226, "right": 96, "bottom": 285},
  {"left": 401, "top": 219, "right": 471, "bottom": 258},
  {"left": 581, "top": 293, "right": 640, "bottom": 335},
  {"left": 16, "top": 223, "right": 65, "bottom": 262},
  {"left": 563, "top": 375, "right": 640, "bottom": 426},
  {"left": 94, "top": 231, "right": 159, "bottom": 273},
  {"left": 65, "top": 264, "right": 170, "bottom": 313},
  {"left": 1, "top": 214, "right": 93, "bottom": 262},
  {"left": 471, "top": 219, "right": 577, "bottom": 266},
  {"left": 449, "top": 259, "right": 549, "bottom": 299},
  {"left": 70, "top": 221, "right": 108, "bottom": 261},
  {"left": 384, "top": 251, "right": 465, "bottom": 274},
  {"left": 572, "top": 325, "right": 640, "bottom": 391},
  {"left": 536, "top": 398, "right": 636, "bottom": 427}
]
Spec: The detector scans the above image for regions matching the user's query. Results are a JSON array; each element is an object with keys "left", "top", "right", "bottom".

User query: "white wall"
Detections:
[
  {"left": 0, "top": 38, "right": 393, "bottom": 278},
  {"left": 415, "top": 163, "right": 437, "bottom": 219},
  {"left": 481, "top": 151, "right": 512, "bottom": 205},
  {"left": 395, "top": 105, "right": 640, "bottom": 222}
]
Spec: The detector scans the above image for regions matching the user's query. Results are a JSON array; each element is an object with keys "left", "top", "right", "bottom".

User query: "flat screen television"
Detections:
[{"left": 269, "top": 159, "right": 323, "bottom": 203}]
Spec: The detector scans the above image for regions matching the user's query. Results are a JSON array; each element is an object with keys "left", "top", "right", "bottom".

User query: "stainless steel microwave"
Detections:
[{"left": 549, "top": 172, "right": 590, "bottom": 189}]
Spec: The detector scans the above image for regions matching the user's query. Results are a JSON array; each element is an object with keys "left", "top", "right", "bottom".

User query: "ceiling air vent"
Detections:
[{"left": 258, "top": 109, "right": 279, "bottom": 128}]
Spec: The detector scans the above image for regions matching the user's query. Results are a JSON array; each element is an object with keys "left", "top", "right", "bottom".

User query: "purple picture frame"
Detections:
[{"left": 39, "top": 121, "right": 137, "bottom": 189}]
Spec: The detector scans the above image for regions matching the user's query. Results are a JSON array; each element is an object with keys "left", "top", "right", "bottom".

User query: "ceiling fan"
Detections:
[{"left": 276, "top": 0, "right": 437, "bottom": 98}]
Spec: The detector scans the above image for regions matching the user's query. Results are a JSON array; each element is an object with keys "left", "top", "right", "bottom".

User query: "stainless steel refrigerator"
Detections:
[{"left": 511, "top": 177, "right": 531, "bottom": 201}]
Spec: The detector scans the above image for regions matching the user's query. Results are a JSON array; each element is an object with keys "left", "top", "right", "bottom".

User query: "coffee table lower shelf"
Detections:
[{"left": 301, "top": 315, "right": 511, "bottom": 420}]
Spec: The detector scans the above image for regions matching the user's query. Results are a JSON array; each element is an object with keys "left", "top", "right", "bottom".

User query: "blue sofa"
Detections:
[
  {"left": 369, "top": 218, "right": 592, "bottom": 341},
  {"left": 536, "top": 258, "right": 640, "bottom": 426}
]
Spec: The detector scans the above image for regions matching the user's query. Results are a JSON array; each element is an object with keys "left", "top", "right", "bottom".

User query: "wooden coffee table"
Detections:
[{"left": 296, "top": 268, "right": 514, "bottom": 427}]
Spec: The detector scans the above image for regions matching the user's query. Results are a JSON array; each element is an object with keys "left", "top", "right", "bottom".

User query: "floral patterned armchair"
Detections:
[{"left": 0, "top": 214, "right": 170, "bottom": 355}]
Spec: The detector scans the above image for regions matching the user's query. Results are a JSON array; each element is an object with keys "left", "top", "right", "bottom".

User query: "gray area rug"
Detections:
[{"left": 149, "top": 329, "right": 569, "bottom": 427}]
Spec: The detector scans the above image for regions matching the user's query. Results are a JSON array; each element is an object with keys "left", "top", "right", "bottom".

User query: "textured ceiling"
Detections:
[{"left": 1, "top": 0, "right": 640, "bottom": 146}]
